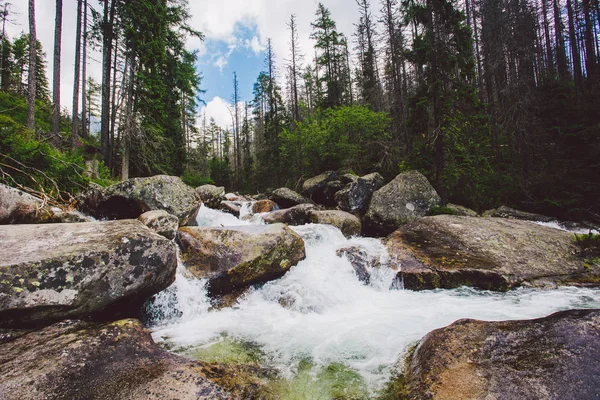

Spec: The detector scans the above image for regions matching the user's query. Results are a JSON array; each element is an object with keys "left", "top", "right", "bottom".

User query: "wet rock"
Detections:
[
  {"left": 302, "top": 171, "right": 340, "bottom": 205},
  {"left": 225, "top": 192, "right": 248, "bottom": 202},
  {"left": 309, "top": 210, "right": 362, "bottom": 238},
  {"left": 336, "top": 246, "right": 374, "bottom": 283},
  {"left": 138, "top": 210, "right": 179, "bottom": 240},
  {"left": 402, "top": 309, "right": 600, "bottom": 400},
  {"left": 384, "top": 215, "right": 600, "bottom": 291},
  {"left": 335, "top": 172, "right": 385, "bottom": 215},
  {"left": 339, "top": 173, "right": 359, "bottom": 185},
  {"left": 219, "top": 201, "right": 242, "bottom": 217},
  {"left": 0, "top": 184, "right": 53, "bottom": 224},
  {"left": 446, "top": 203, "right": 478, "bottom": 217},
  {"left": 482, "top": 205, "right": 555, "bottom": 222},
  {"left": 262, "top": 203, "right": 319, "bottom": 226},
  {"left": 196, "top": 185, "right": 226, "bottom": 209},
  {"left": 364, "top": 171, "right": 441, "bottom": 236},
  {"left": 0, "top": 220, "right": 177, "bottom": 328},
  {"left": 88, "top": 175, "right": 200, "bottom": 225},
  {"left": 269, "top": 187, "right": 311, "bottom": 209},
  {"left": 0, "top": 319, "right": 234, "bottom": 399},
  {"left": 177, "top": 224, "right": 306, "bottom": 297},
  {"left": 252, "top": 199, "right": 279, "bottom": 214}
]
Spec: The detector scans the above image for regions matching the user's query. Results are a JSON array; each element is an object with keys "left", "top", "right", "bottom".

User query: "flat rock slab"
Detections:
[
  {"left": 385, "top": 215, "right": 600, "bottom": 291},
  {"left": 0, "top": 319, "right": 234, "bottom": 400},
  {"left": 403, "top": 309, "right": 600, "bottom": 400},
  {"left": 0, "top": 220, "right": 177, "bottom": 328},
  {"left": 177, "top": 224, "right": 306, "bottom": 297}
]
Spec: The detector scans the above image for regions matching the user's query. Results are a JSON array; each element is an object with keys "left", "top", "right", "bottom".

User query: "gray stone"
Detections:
[
  {"left": 196, "top": 185, "right": 226, "bottom": 209},
  {"left": 219, "top": 201, "right": 242, "bottom": 217},
  {"left": 364, "top": 170, "right": 441, "bottom": 236},
  {"left": 0, "top": 319, "right": 235, "bottom": 400},
  {"left": 335, "top": 172, "right": 385, "bottom": 215},
  {"left": 89, "top": 175, "right": 200, "bottom": 225},
  {"left": 336, "top": 246, "right": 374, "bottom": 284},
  {"left": 0, "top": 220, "right": 177, "bottom": 328},
  {"left": 177, "top": 224, "right": 305, "bottom": 297},
  {"left": 138, "top": 210, "right": 179, "bottom": 240},
  {"left": 402, "top": 309, "right": 600, "bottom": 400},
  {"left": 302, "top": 171, "right": 340, "bottom": 205},
  {"left": 447, "top": 203, "right": 478, "bottom": 217},
  {"left": 269, "top": 187, "right": 311, "bottom": 209},
  {"left": 309, "top": 210, "right": 362, "bottom": 238},
  {"left": 0, "top": 184, "right": 52, "bottom": 224},
  {"left": 262, "top": 203, "right": 319, "bottom": 226},
  {"left": 482, "top": 205, "right": 555, "bottom": 222},
  {"left": 384, "top": 215, "right": 600, "bottom": 291}
]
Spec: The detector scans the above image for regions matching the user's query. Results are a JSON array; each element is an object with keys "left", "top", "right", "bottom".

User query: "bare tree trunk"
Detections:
[
  {"left": 52, "top": 0, "right": 62, "bottom": 137},
  {"left": 233, "top": 71, "right": 241, "bottom": 186},
  {"left": 81, "top": 0, "right": 87, "bottom": 139},
  {"left": 72, "top": 0, "right": 82, "bottom": 146},
  {"left": 26, "top": 0, "right": 37, "bottom": 131},
  {"left": 101, "top": 0, "right": 116, "bottom": 167},
  {"left": 122, "top": 55, "right": 135, "bottom": 181},
  {"left": 554, "top": 0, "right": 569, "bottom": 80},
  {"left": 109, "top": 33, "right": 119, "bottom": 174}
]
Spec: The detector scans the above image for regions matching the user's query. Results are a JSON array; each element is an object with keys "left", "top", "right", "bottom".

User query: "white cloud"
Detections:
[
  {"left": 245, "top": 36, "right": 266, "bottom": 55},
  {"left": 200, "top": 96, "right": 234, "bottom": 129},
  {"left": 214, "top": 56, "right": 229, "bottom": 72}
]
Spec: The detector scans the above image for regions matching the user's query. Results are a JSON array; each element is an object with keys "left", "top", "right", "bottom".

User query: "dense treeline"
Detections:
[
  {"left": 2, "top": 0, "right": 599, "bottom": 220},
  {"left": 197, "top": 0, "right": 598, "bottom": 220}
]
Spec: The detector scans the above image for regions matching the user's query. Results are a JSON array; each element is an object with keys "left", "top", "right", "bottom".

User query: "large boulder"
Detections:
[
  {"left": 269, "top": 187, "right": 311, "bottom": 209},
  {"left": 90, "top": 175, "right": 200, "bottom": 225},
  {"left": 0, "top": 220, "right": 177, "bottom": 328},
  {"left": 196, "top": 184, "right": 226, "bottom": 209},
  {"left": 0, "top": 184, "right": 53, "bottom": 224},
  {"left": 177, "top": 224, "right": 306, "bottom": 297},
  {"left": 384, "top": 215, "right": 600, "bottom": 291},
  {"left": 0, "top": 319, "right": 234, "bottom": 399},
  {"left": 401, "top": 309, "right": 600, "bottom": 400},
  {"left": 262, "top": 204, "right": 319, "bottom": 226},
  {"left": 335, "top": 172, "right": 385, "bottom": 215},
  {"left": 483, "top": 205, "right": 555, "bottom": 222},
  {"left": 364, "top": 171, "right": 441, "bottom": 236},
  {"left": 138, "top": 210, "right": 179, "bottom": 240},
  {"left": 309, "top": 210, "right": 362, "bottom": 238},
  {"left": 302, "top": 171, "right": 340, "bottom": 206}
]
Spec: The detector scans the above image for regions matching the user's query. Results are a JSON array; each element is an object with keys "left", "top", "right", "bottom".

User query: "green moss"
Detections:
[{"left": 186, "top": 338, "right": 265, "bottom": 365}]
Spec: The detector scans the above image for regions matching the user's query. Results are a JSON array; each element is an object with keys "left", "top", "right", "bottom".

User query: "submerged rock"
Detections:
[
  {"left": 138, "top": 210, "right": 179, "bottom": 240},
  {"left": 89, "top": 175, "right": 200, "bottom": 225},
  {"left": 177, "top": 224, "right": 306, "bottom": 297},
  {"left": 196, "top": 184, "right": 226, "bottom": 209},
  {"left": 302, "top": 171, "right": 340, "bottom": 206},
  {"left": 269, "top": 187, "right": 311, "bottom": 209},
  {"left": 309, "top": 210, "right": 362, "bottom": 238},
  {"left": 0, "top": 220, "right": 177, "bottom": 328},
  {"left": 0, "top": 319, "right": 234, "bottom": 399},
  {"left": 335, "top": 172, "right": 385, "bottom": 215},
  {"left": 335, "top": 246, "right": 374, "bottom": 284},
  {"left": 482, "top": 205, "right": 555, "bottom": 222},
  {"left": 364, "top": 170, "right": 441, "bottom": 236},
  {"left": 402, "top": 309, "right": 600, "bottom": 400},
  {"left": 262, "top": 204, "right": 319, "bottom": 226},
  {"left": 0, "top": 184, "right": 53, "bottom": 224},
  {"left": 384, "top": 215, "right": 600, "bottom": 291}
]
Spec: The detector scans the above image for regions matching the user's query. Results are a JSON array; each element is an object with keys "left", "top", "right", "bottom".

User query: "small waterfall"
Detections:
[{"left": 149, "top": 205, "right": 600, "bottom": 394}]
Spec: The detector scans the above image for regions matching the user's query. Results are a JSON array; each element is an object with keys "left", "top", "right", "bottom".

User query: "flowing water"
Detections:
[{"left": 149, "top": 205, "right": 600, "bottom": 398}]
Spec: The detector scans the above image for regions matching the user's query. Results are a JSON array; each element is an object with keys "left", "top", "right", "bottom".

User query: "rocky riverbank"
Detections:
[{"left": 1, "top": 171, "right": 599, "bottom": 399}]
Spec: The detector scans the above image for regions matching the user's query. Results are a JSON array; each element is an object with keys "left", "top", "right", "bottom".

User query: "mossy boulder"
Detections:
[
  {"left": 138, "top": 210, "right": 179, "bottom": 240},
  {"left": 335, "top": 172, "right": 385, "bottom": 216},
  {"left": 0, "top": 319, "right": 234, "bottom": 399},
  {"left": 364, "top": 171, "right": 441, "bottom": 236},
  {"left": 0, "top": 220, "right": 177, "bottom": 328},
  {"left": 446, "top": 203, "right": 478, "bottom": 217},
  {"left": 269, "top": 187, "right": 311, "bottom": 209},
  {"left": 196, "top": 184, "right": 226, "bottom": 209},
  {"left": 177, "top": 224, "right": 306, "bottom": 297},
  {"left": 401, "top": 309, "right": 600, "bottom": 399},
  {"left": 482, "top": 205, "right": 554, "bottom": 222},
  {"left": 87, "top": 175, "right": 200, "bottom": 225},
  {"left": 309, "top": 210, "right": 362, "bottom": 238},
  {"left": 384, "top": 215, "right": 600, "bottom": 291}
]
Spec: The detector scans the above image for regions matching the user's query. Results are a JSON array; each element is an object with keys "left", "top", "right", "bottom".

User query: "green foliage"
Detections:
[
  {"left": 574, "top": 232, "right": 600, "bottom": 258},
  {"left": 209, "top": 157, "right": 232, "bottom": 189},
  {"left": 181, "top": 172, "right": 214, "bottom": 188},
  {"left": 279, "top": 104, "right": 390, "bottom": 184}
]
